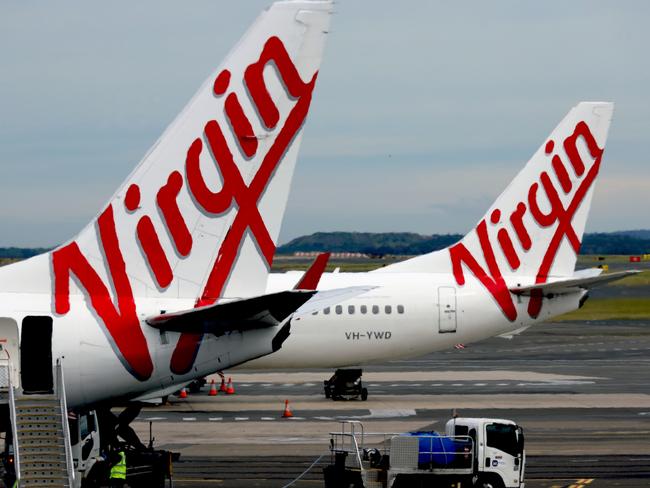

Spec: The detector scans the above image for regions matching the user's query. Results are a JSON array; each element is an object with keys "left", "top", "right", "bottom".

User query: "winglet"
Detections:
[
  {"left": 293, "top": 252, "right": 331, "bottom": 290},
  {"left": 509, "top": 269, "right": 639, "bottom": 296}
]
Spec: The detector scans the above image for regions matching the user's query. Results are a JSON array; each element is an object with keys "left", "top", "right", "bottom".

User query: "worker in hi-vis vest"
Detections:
[{"left": 109, "top": 448, "right": 126, "bottom": 487}]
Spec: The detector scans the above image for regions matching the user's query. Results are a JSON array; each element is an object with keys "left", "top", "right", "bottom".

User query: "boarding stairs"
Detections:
[{"left": 0, "top": 359, "right": 76, "bottom": 487}]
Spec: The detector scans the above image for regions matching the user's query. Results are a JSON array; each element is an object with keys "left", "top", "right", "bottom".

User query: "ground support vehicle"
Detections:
[
  {"left": 324, "top": 369, "right": 368, "bottom": 401},
  {"left": 70, "top": 410, "right": 176, "bottom": 487},
  {"left": 323, "top": 418, "right": 525, "bottom": 488},
  {"left": 3, "top": 408, "right": 176, "bottom": 488}
]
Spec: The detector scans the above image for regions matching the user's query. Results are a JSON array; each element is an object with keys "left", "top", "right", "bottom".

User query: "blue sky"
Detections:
[{"left": 1, "top": 1, "right": 648, "bottom": 247}]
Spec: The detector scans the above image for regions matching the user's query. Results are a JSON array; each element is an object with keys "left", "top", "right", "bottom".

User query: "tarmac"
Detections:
[{"left": 129, "top": 319, "right": 650, "bottom": 487}]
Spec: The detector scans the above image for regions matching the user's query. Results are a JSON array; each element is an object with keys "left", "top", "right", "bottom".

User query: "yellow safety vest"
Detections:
[{"left": 110, "top": 451, "right": 127, "bottom": 480}]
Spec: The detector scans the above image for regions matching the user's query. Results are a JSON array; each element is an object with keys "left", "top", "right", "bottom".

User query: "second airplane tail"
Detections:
[{"left": 378, "top": 101, "right": 614, "bottom": 284}]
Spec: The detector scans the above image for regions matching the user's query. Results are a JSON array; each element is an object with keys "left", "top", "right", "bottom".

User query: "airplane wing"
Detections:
[
  {"left": 509, "top": 269, "right": 639, "bottom": 296},
  {"left": 146, "top": 290, "right": 315, "bottom": 335},
  {"left": 146, "top": 286, "right": 374, "bottom": 335}
]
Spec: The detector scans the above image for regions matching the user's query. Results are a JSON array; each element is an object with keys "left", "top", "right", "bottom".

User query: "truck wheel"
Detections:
[
  {"left": 361, "top": 388, "right": 368, "bottom": 401},
  {"left": 477, "top": 475, "right": 504, "bottom": 488}
]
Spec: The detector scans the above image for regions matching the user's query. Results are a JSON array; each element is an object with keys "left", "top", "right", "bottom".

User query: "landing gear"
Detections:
[
  {"left": 323, "top": 369, "right": 368, "bottom": 401},
  {"left": 97, "top": 405, "right": 146, "bottom": 451},
  {"left": 188, "top": 377, "right": 206, "bottom": 394}
]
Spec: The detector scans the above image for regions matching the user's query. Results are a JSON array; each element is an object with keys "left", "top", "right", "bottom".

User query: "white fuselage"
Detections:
[
  {"left": 0, "top": 255, "right": 289, "bottom": 410},
  {"left": 241, "top": 270, "right": 583, "bottom": 369},
  {"left": 0, "top": 255, "right": 583, "bottom": 410}
]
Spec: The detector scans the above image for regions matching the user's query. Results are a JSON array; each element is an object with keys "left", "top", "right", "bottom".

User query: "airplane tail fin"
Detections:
[
  {"left": 52, "top": 1, "right": 333, "bottom": 305},
  {"left": 27, "top": 1, "right": 333, "bottom": 380},
  {"left": 378, "top": 102, "right": 614, "bottom": 282}
]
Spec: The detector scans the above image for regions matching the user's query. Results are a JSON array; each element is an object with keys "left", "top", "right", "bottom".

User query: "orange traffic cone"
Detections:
[
  {"left": 282, "top": 399, "right": 293, "bottom": 418},
  {"left": 225, "top": 377, "right": 235, "bottom": 395},
  {"left": 208, "top": 379, "right": 218, "bottom": 396},
  {"left": 219, "top": 377, "right": 227, "bottom": 393},
  {"left": 179, "top": 387, "right": 188, "bottom": 399}
]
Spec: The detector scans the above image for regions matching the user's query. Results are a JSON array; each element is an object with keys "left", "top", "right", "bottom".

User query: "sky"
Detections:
[{"left": 0, "top": 1, "right": 648, "bottom": 247}]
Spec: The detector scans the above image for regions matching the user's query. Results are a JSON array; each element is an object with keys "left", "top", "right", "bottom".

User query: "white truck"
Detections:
[{"left": 324, "top": 417, "right": 525, "bottom": 488}]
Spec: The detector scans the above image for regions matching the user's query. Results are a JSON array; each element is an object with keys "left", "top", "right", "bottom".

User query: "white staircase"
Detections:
[{"left": 7, "top": 361, "right": 75, "bottom": 487}]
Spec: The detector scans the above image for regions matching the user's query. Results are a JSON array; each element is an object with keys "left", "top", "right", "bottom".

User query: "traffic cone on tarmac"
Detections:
[
  {"left": 219, "top": 377, "right": 227, "bottom": 393},
  {"left": 225, "top": 377, "right": 235, "bottom": 395},
  {"left": 208, "top": 379, "right": 218, "bottom": 396},
  {"left": 179, "top": 387, "right": 188, "bottom": 399},
  {"left": 282, "top": 399, "right": 293, "bottom": 418}
]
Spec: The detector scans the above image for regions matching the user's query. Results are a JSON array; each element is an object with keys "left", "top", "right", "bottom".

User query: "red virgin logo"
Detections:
[
  {"left": 449, "top": 121, "right": 604, "bottom": 321},
  {"left": 52, "top": 37, "right": 318, "bottom": 381}
]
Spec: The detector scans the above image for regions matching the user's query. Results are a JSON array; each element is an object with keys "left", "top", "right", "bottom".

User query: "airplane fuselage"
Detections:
[
  {"left": 0, "top": 265, "right": 583, "bottom": 409},
  {"left": 243, "top": 270, "right": 584, "bottom": 368},
  {"left": 0, "top": 264, "right": 284, "bottom": 409}
]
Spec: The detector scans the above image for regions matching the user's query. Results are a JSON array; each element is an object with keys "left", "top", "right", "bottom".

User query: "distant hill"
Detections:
[
  {"left": 580, "top": 233, "right": 650, "bottom": 255},
  {"left": 278, "top": 230, "right": 650, "bottom": 256},
  {"left": 0, "top": 248, "right": 49, "bottom": 259},
  {"left": 277, "top": 232, "right": 462, "bottom": 256},
  {"left": 614, "top": 229, "right": 650, "bottom": 240},
  {"left": 1, "top": 229, "right": 648, "bottom": 260}
]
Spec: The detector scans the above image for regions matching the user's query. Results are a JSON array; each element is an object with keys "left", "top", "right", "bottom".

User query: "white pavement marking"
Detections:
[
  {"left": 260, "top": 417, "right": 276, "bottom": 421},
  {"left": 303, "top": 383, "right": 316, "bottom": 387},
  {"left": 239, "top": 384, "right": 251, "bottom": 387},
  {"left": 234, "top": 417, "right": 249, "bottom": 421},
  {"left": 282, "top": 383, "right": 295, "bottom": 387},
  {"left": 143, "top": 417, "right": 167, "bottom": 421},
  {"left": 288, "top": 417, "right": 306, "bottom": 420},
  {"left": 182, "top": 417, "right": 197, "bottom": 421},
  {"left": 430, "top": 383, "right": 443, "bottom": 387},
  {"left": 343, "top": 409, "right": 417, "bottom": 420},
  {"left": 474, "top": 383, "right": 487, "bottom": 386},
  {"left": 208, "top": 417, "right": 223, "bottom": 421},
  {"left": 313, "top": 416, "right": 334, "bottom": 421},
  {"left": 498, "top": 383, "right": 510, "bottom": 386},
  {"left": 452, "top": 383, "right": 464, "bottom": 387},
  {"left": 222, "top": 371, "right": 601, "bottom": 383}
]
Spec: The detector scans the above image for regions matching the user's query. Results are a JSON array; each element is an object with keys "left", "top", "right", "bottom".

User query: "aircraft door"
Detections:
[
  {"left": 438, "top": 286, "right": 457, "bottom": 333},
  {"left": 21, "top": 316, "right": 54, "bottom": 394},
  {"left": 0, "top": 318, "right": 20, "bottom": 387}
]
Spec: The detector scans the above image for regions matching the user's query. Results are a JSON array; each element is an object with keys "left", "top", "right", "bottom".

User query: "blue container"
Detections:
[{"left": 405, "top": 432, "right": 466, "bottom": 467}]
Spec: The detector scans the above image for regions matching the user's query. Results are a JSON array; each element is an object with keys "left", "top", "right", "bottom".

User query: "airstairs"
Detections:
[{"left": 1, "top": 359, "right": 76, "bottom": 487}]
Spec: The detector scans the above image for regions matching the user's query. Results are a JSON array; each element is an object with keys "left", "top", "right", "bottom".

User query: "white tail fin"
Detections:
[
  {"left": 7, "top": 1, "right": 332, "bottom": 380},
  {"left": 51, "top": 1, "right": 332, "bottom": 304},
  {"left": 378, "top": 102, "right": 614, "bottom": 285}
]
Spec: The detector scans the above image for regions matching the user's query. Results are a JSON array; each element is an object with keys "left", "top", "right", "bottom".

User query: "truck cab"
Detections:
[
  {"left": 446, "top": 418, "right": 525, "bottom": 488},
  {"left": 69, "top": 411, "right": 102, "bottom": 485}
]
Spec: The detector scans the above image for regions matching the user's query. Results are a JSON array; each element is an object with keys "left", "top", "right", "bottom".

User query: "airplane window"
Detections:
[
  {"left": 397, "top": 305, "right": 405, "bottom": 314},
  {"left": 312, "top": 311, "right": 318, "bottom": 315},
  {"left": 360, "top": 305, "right": 367, "bottom": 314},
  {"left": 324, "top": 307, "right": 330, "bottom": 315},
  {"left": 348, "top": 305, "right": 355, "bottom": 314},
  {"left": 335, "top": 305, "right": 343, "bottom": 314},
  {"left": 385, "top": 305, "right": 392, "bottom": 314},
  {"left": 372, "top": 305, "right": 379, "bottom": 314}
]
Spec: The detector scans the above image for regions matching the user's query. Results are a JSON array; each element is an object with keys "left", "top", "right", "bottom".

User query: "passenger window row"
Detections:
[{"left": 315, "top": 304, "right": 405, "bottom": 316}]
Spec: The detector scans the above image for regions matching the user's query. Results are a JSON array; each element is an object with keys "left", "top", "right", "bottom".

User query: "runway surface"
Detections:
[{"left": 129, "top": 320, "right": 650, "bottom": 487}]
